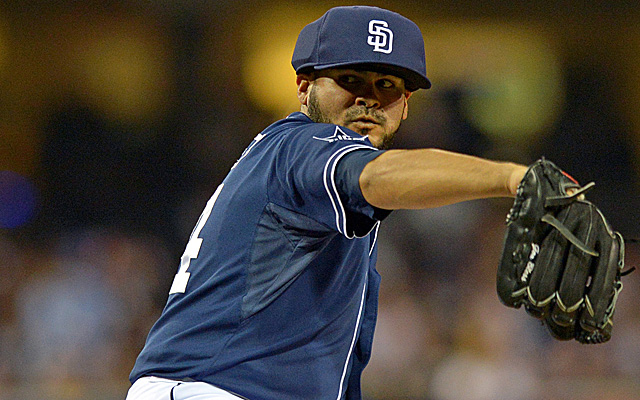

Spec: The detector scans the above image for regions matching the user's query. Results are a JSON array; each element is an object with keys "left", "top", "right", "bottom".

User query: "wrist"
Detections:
[{"left": 507, "top": 164, "right": 528, "bottom": 197}]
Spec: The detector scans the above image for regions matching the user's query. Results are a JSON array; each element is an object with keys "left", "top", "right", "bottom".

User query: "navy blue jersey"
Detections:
[{"left": 130, "top": 112, "right": 389, "bottom": 400}]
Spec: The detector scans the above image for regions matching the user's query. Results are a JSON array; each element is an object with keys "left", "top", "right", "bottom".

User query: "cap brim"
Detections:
[{"left": 310, "top": 62, "right": 431, "bottom": 91}]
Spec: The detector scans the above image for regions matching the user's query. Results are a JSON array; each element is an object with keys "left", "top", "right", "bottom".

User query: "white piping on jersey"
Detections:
[
  {"left": 336, "top": 268, "right": 368, "bottom": 399},
  {"left": 323, "top": 144, "right": 378, "bottom": 238},
  {"left": 369, "top": 222, "right": 380, "bottom": 257},
  {"left": 230, "top": 133, "right": 266, "bottom": 170}
]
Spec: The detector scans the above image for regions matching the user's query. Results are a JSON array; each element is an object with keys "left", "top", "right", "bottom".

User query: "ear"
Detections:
[
  {"left": 297, "top": 74, "right": 312, "bottom": 106},
  {"left": 402, "top": 90, "right": 412, "bottom": 120}
]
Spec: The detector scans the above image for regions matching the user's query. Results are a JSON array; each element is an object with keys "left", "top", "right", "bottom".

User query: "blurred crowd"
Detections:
[
  {"left": 3, "top": 199, "right": 640, "bottom": 400},
  {"left": 0, "top": 228, "right": 169, "bottom": 399},
  {"left": 2, "top": 2, "right": 640, "bottom": 400}
]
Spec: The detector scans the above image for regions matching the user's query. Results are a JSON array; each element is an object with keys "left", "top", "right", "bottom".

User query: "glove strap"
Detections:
[
  {"left": 544, "top": 182, "right": 596, "bottom": 208},
  {"left": 541, "top": 214, "right": 599, "bottom": 256}
]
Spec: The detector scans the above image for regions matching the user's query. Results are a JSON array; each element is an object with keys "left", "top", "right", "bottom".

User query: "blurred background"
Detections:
[{"left": 1, "top": 0, "right": 640, "bottom": 399}]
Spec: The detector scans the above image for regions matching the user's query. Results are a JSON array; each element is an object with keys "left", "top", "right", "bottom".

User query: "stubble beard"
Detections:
[{"left": 306, "top": 86, "right": 400, "bottom": 150}]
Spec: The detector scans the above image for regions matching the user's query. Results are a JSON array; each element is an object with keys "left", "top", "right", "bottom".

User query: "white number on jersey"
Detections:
[{"left": 169, "top": 184, "right": 224, "bottom": 294}]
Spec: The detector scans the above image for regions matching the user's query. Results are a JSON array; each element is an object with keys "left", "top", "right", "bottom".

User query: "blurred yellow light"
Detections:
[
  {"left": 421, "top": 21, "right": 564, "bottom": 141},
  {"left": 241, "top": 9, "right": 564, "bottom": 140},
  {"left": 240, "top": 5, "right": 323, "bottom": 117},
  {"left": 70, "top": 17, "right": 172, "bottom": 125},
  {"left": 242, "top": 41, "right": 300, "bottom": 117}
]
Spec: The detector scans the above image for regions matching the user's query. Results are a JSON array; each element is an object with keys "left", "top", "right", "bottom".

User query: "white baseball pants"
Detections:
[{"left": 126, "top": 376, "right": 245, "bottom": 400}]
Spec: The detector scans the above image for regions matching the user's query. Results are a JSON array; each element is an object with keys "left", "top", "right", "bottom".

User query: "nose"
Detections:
[
  {"left": 356, "top": 97, "right": 380, "bottom": 109},
  {"left": 354, "top": 85, "right": 381, "bottom": 109}
]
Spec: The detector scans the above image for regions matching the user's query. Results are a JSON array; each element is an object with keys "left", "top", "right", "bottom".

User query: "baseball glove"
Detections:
[{"left": 497, "top": 158, "right": 629, "bottom": 344}]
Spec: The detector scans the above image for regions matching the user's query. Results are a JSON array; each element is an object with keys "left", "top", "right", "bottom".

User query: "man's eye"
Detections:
[
  {"left": 340, "top": 75, "right": 359, "bottom": 84},
  {"left": 378, "top": 79, "right": 395, "bottom": 89}
]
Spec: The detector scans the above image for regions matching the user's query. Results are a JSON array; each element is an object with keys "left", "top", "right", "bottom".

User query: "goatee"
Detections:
[{"left": 306, "top": 86, "right": 399, "bottom": 150}]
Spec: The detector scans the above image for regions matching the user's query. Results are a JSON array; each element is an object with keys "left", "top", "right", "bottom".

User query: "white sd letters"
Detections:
[{"left": 367, "top": 20, "right": 393, "bottom": 54}]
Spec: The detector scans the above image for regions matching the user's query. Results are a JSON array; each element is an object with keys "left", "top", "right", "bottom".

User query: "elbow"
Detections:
[{"left": 358, "top": 158, "right": 393, "bottom": 209}]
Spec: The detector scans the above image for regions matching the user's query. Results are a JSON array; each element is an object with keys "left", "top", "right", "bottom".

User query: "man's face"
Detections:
[{"left": 299, "top": 69, "right": 412, "bottom": 149}]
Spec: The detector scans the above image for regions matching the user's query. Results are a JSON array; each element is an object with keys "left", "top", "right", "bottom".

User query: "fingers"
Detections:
[
  {"left": 536, "top": 202, "right": 623, "bottom": 344},
  {"left": 527, "top": 202, "right": 611, "bottom": 342},
  {"left": 550, "top": 203, "right": 595, "bottom": 329},
  {"left": 578, "top": 212, "right": 622, "bottom": 340}
]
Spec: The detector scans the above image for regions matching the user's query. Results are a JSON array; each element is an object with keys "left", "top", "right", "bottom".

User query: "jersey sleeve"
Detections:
[
  {"left": 271, "top": 124, "right": 387, "bottom": 238},
  {"left": 334, "top": 150, "right": 392, "bottom": 236}
]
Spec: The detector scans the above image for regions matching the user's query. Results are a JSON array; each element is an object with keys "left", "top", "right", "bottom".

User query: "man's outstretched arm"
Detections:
[{"left": 359, "top": 148, "right": 528, "bottom": 210}]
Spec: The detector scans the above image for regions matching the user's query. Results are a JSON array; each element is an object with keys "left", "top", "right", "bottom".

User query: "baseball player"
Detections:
[{"left": 126, "top": 6, "right": 530, "bottom": 400}]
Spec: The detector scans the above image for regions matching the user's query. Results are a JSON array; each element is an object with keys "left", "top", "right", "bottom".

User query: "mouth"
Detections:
[{"left": 349, "top": 117, "right": 381, "bottom": 127}]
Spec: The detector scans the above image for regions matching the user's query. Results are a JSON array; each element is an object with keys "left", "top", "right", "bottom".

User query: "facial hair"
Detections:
[
  {"left": 306, "top": 85, "right": 402, "bottom": 150},
  {"left": 306, "top": 84, "right": 333, "bottom": 125}
]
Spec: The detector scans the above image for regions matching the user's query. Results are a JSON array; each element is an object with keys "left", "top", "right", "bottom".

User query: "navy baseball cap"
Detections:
[{"left": 291, "top": 6, "right": 431, "bottom": 91}]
